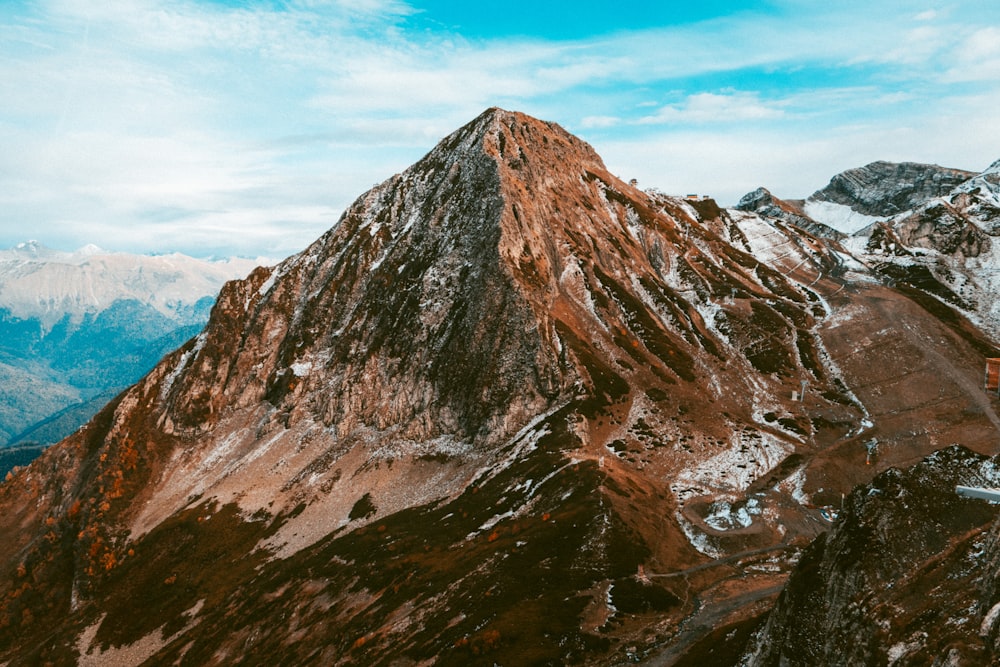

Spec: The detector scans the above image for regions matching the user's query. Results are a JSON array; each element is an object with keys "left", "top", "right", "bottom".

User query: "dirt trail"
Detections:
[
  {"left": 647, "top": 543, "right": 793, "bottom": 580},
  {"left": 646, "top": 583, "right": 785, "bottom": 666}
]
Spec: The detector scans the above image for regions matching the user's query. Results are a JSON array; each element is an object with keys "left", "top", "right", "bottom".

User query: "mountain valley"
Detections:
[{"left": 0, "top": 244, "right": 261, "bottom": 460}]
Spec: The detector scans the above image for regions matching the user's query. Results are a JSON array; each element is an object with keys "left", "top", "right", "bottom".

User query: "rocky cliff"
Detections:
[
  {"left": 806, "top": 161, "right": 975, "bottom": 219},
  {"left": 743, "top": 446, "right": 1000, "bottom": 666}
]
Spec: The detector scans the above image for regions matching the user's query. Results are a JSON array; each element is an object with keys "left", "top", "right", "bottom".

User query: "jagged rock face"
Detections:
[
  {"left": 891, "top": 199, "right": 992, "bottom": 256},
  {"left": 849, "top": 160, "right": 1000, "bottom": 337},
  {"left": 156, "top": 107, "right": 855, "bottom": 456},
  {"left": 743, "top": 446, "right": 1000, "bottom": 667},
  {"left": 809, "top": 161, "right": 975, "bottom": 218},
  {"left": 887, "top": 161, "right": 1000, "bottom": 258},
  {"left": 736, "top": 187, "right": 842, "bottom": 240}
]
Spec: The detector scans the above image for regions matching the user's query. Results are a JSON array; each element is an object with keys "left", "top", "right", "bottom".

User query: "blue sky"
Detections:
[{"left": 2, "top": 0, "right": 999, "bottom": 258}]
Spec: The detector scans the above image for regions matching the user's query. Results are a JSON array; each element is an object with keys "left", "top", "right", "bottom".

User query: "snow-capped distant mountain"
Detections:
[
  {"left": 0, "top": 242, "right": 264, "bottom": 329},
  {"left": 741, "top": 159, "right": 1000, "bottom": 337},
  {"left": 801, "top": 161, "right": 975, "bottom": 234},
  {"left": 0, "top": 243, "right": 266, "bottom": 449}
]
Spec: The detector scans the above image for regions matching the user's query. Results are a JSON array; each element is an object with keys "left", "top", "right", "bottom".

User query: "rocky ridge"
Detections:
[
  {"left": 743, "top": 446, "right": 1000, "bottom": 666},
  {"left": 755, "top": 159, "right": 1000, "bottom": 338},
  {"left": 805, "top": 161, "right": 975, "bottom": 222},
  {"left": 736, "top": 187, "right": 841, "bottom": 240}
]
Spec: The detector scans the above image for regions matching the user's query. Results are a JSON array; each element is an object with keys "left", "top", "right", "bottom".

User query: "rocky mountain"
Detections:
[
  {"left": 729, "top": 159, "right": 1000, "bottom": 667},
  {"left": 749, "top": 159, "right": 1000, "bottom": 340},
  {"left": 735, "top": 187, "right": 841, "bottom": 240},
  {"left": 0, "top": 109, "right": 998, "bottom": 665},
  {"left": 802, "top": 161, "right": 975, "bottom": 234},
  {"left": 0, "top": 244, "right": 261, "bottom": 450},
  {"left": 742, "top": 446, "right": 1000, "bottom": 666}
]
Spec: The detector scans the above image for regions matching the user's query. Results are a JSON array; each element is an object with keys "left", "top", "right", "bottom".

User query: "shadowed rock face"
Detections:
[
  {"left": 744, "top": 445, "right": 1000, "bottom": 667},
  {"left": 1, "top": 109, "right": 999, "bottom": 666},
  {"left": 161, "top": 109, "right": 568, "bottom": 446},
  {"left": 736, "top": 187, "right": 843, "bottom": 240},
  {"left": 809, "top": 161, "right": 975, "bottom": 217}
]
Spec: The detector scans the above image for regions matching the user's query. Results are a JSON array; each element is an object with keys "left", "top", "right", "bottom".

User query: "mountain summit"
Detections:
[{"left": 1, "top": 109, "right": 999, "bottom": 665}]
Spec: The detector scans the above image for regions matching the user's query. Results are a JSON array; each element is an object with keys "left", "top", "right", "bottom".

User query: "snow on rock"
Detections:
[
  {"left": 803, "top": 200, "right": 883, "bottom": 235},
  {"left": 703, "top": 497, "right": 761, "bottom": 531},
  {"left": 953, "top": 159, "right": 1000, "bottom": 208},
  {"left": 290, "top": 361, "right": 313, "bottom": 377},
  {"left": 675, "top": 511, "right": 724, "bottom": 558},
  {"left": 780, "top": 466, "right": 810, "bottom": 506},
  {"left": 0, "top": 242, "right": 268, "bottom": 327},
  {"left": 887, "top": 632, "right": 928, "bottom": 665},
  {"left": 674, "top": 429, "right": 794, "bottom": 498}
]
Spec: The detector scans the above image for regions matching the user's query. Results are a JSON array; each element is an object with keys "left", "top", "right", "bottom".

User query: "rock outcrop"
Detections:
[
  {"left": 736, "top": 187, "right": 842, "bottom": 240},
  {"left": 807, "top": 161, "right": 975, "bottom": 218},
  {"left": 744, "top": 446, "right": 1000, "bottom": 667}
]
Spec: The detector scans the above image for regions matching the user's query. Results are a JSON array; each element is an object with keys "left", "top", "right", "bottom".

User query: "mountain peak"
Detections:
[
  {"left": 158, "top": 108, "right": 725, "bottom": 448},
  {"left": 418, "top": 106, "right": 608, "bottom": 184},
  {"left": 9, "top": 240, "right": 57, "bottom": 260},
  {"left": 807, "top": 160, "right": 975, "bottom": 218},
  {"left": 8, "top": 108, "right": 1000, "bottom": 665}
]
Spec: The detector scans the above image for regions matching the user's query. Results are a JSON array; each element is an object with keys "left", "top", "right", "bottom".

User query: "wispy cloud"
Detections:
[
  {"left": 943, "top": 26, "right": 1000, "bottom": 82},
  {"left": 637, "top": 92, "right": 786, "bottom": 125}
]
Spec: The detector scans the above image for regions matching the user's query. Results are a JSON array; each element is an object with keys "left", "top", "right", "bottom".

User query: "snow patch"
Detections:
[
  {"left": 290, "top": 361, "right": 313, "bottom": 377},
  {"left": 781, "top": 467, "right": 810, "bottom": 506},
  {"left": 804, "top": 200, "right": 884, "bottom": 235},
  {"left": 158, "top": 331, "right": 208, "bottom": 401},
  {"left": 675, "top": 429, "right": 793, "bottom": 496},
  {"left": 675, "top": 511, "right": 723, "bottom": 558},
  {"left": 256, "top": 269, "right": 277, "bottom": 297},
  {"left": 703, "top": 497, "right": 761, "bottom": 531},
  {"left": 887, "top": 632, "right": 927, "bottom": 665}
]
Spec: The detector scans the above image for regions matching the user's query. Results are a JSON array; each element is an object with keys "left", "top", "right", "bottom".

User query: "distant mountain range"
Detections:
[
  {"left": 0, "top": 243, "right": 262, "bottom": 455},
  {"left": 739, "top": 157, "right": 1000, "bottom": 335}
]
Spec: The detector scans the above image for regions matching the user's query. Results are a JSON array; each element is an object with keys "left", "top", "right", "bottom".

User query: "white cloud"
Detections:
[
  {"left": 943, "top": 26, "right": 1000, "bottom": 81},
  {"left": 596, "top": 87, "right": 1000, "bottom": 208},
  {"left": 637, "top": 92, "right": 786, "bottom": 125},
  {"left": 580, "top": 115, "right": 621, "bottom": 129}
]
